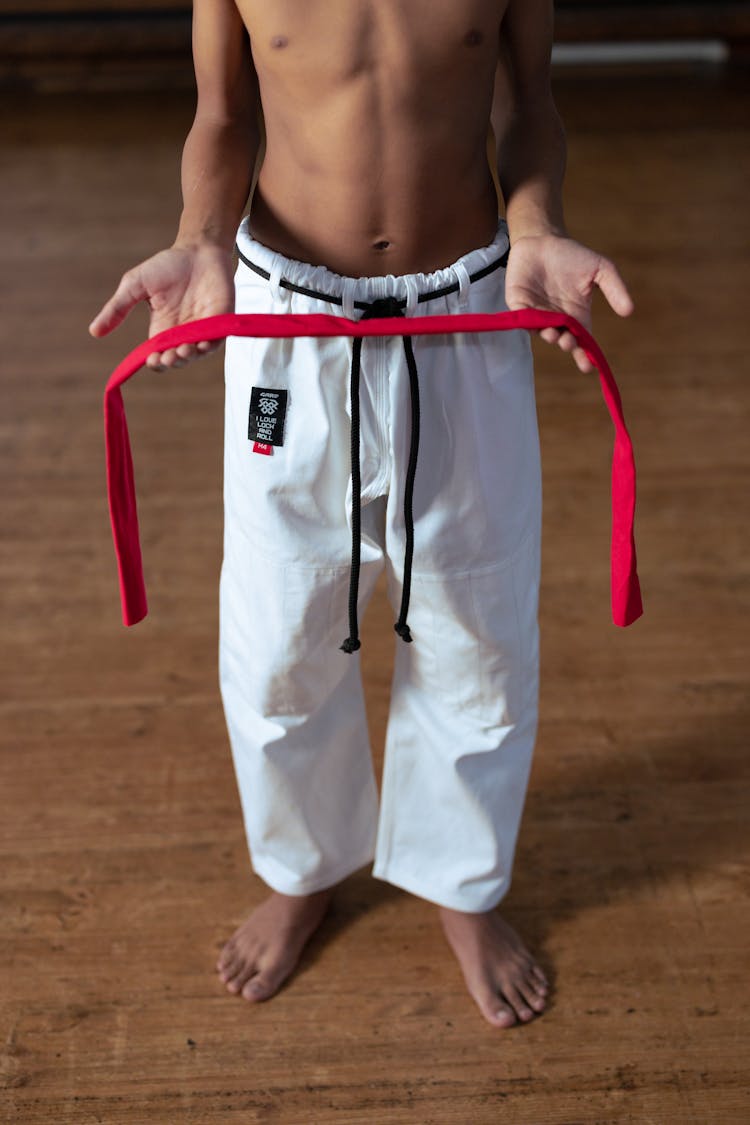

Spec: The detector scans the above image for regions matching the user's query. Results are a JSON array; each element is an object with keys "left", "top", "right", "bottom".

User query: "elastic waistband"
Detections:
[{"left": 234, "top": 216, "right": 510, "bottom": 316}]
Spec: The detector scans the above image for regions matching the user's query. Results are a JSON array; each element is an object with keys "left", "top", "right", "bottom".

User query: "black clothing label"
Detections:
[{"left": 248, "top": 387, "right": 288, "bottom": 447}]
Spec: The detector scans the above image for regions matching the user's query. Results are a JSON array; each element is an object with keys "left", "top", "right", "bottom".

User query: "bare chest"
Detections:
[{"left": 236, "top": 0, "right": 507, "bottom": 89}]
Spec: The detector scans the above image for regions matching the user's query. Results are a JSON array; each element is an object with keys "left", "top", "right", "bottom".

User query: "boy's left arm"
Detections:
[{"left": 492, "top": 0, "right": 633, "bottom": 371}]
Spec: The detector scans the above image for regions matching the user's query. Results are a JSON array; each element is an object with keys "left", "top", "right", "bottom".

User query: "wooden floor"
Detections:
[{"left": 1, "top": 66, "right": 748, "bottom": 1123}]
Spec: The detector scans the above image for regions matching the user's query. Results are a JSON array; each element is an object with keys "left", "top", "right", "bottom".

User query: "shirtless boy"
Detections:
[{"left": 90, "top": 0, "right": 633, "bottom": 1030}]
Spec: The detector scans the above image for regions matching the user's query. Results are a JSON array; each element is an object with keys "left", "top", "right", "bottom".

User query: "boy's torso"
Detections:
[{"left": 236, "top": 0, "right": 510, "bottom": 276}]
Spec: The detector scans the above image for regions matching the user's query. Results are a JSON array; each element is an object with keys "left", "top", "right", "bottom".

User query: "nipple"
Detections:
[{"left": 271, "top": 35, "right": 289, "bottom": 49}]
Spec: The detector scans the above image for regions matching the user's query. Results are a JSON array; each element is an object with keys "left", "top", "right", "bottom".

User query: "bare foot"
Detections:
[
  {"left": 439, "top": 906, "right": 549, "bottom": 1029},
  {"left": 216, "top": 888, "right": 333, "bottom": 1002}
]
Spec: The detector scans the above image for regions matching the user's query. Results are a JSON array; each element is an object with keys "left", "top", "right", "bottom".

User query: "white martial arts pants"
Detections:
[{"left": 219, "top": 217, "right": 542, "bottom": 912}]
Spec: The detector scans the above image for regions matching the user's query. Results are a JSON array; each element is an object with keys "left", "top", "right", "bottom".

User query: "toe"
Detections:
[
  {"left": 526, "top": 987, "right": 547, "bottom": 1012},
  {"left": 491, "top": 999, "right": 517, "bottom": 1028},
  {"left": 218, "top": 958, "right": 238, "bottom": 983},
  {"left": 241, "top": 969, "right": 283, "bottom": 1003},
  {"left": 531, "top": 964, "right": 549, "bottom": 991},
  {"left": 501, "top": 979, "right": 536, "bottom": 1022},
  {"left": 216, "top": 943, "right": 236, "bottom": 973},
  {"left": 224, "top": 971, "right": 243, "bottom": 993},
  {"left": 224, "top": 959, "right": 255, "bottom": 993},
  {"left": 217, "top": 950, "right": 241, "bottom": 981},
  {"left": 518, "top": 972, "right": 547, "bottom": 1013},
  {"left": 472, "top": 983, "right": 517, "bottom": 1029}
]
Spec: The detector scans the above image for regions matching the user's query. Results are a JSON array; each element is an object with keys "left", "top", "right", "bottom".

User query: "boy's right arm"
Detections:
[{"left": 88, "top": 0, "right": 262, "bottom": 370}]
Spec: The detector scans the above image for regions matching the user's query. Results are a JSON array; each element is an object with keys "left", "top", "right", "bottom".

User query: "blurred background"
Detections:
[{"left": 0, "top": 0, "right": 747, "bottom": 91}]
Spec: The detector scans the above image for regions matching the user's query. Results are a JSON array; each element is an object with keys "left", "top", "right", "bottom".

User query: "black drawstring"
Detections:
[
  {"left": 340, "top": 295, "right": 420, "bottom": 653},
  {"left": 340, "top": 332, "right": 364, "bottom": 653},
  {"left": 235, "top": 243, "right": 509, "bottom": 654},
  {"left": 394, "top": 332, "right": 420, "bottom": 643}
]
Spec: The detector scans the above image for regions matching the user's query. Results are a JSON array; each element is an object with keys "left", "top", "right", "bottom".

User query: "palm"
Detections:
[
  {"left": 90, "top": 242, "right": 236, "bottom": 369},
  {"left": 504, "top": 234, "right": 633, "bottom": 372},
  {"left": 506, "top": 237, "right": 601, "bottom": 326},
  {"left": 143, "top": 246, "right": 235, "bottom": 336}
]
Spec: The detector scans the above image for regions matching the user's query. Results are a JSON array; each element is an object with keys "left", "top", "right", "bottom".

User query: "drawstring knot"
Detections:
[
  {"left": 394, "top": 622, "right": 413, "bottom": 643},
  {"left": 340, "top": 295, "right": 421, "bottom": 654},
  {"left": 359, "top": 296, "right": 404, "bottom": 321}
]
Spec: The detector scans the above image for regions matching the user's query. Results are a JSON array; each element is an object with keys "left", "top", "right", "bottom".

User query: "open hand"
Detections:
[
  {"left": 89, "top": 242, "right": 235, "bottom": 370},
  {"left": 505, "top": 233, "right": 634, "bottom": 372}
]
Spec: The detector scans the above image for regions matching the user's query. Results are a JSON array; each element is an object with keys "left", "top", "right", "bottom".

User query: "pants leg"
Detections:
[
  {"left": 372, "top": 270, "right": 542, "bottom": 912},
  {"left": 219, "top": 269, "right": 385, "bottom": 894}
]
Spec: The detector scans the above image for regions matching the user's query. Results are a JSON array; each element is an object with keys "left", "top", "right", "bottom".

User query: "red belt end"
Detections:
[{"left": 613, "top": 577, "right": 644, "bottom": 627}]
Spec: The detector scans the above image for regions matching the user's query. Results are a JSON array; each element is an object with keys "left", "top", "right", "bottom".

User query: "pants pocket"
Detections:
[
  {"left": 221, "top": 555, "right": 346, "bottom": 719},
  {"left": 429, "top": 532, "right": 540, "bottom": 728},
  {"left": 265, "top": 563, "right": 372, "bottom": 717}
]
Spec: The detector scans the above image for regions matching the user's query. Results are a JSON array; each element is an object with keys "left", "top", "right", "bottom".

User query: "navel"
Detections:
[
  {"left": 464, "top": 28, "right": 484, "bottom": 48},
  {"left": 373, "top": 240, "right": 391, "bottom": 251},
  {"left": 270, "top": 35, "right": 289, "bottom": 49}
]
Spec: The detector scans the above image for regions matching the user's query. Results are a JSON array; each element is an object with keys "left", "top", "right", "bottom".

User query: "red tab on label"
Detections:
[{"left": 253, "top": 441, "right": 273, "bottom": 456}]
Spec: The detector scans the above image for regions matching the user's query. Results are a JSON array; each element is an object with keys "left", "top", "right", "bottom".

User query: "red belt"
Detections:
[{"left": 103, "top": 310, "right": 643, "bottom": 629}]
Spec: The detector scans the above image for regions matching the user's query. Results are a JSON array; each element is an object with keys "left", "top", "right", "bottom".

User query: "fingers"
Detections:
[
  {"left": 537, "top": 328, "right": 593, "bottom": 374},
  {"left": 146, "top": 348, "right": 189, "bottom": 371},
  {"left": 595, "top": 258, "right": 635, "bottom": 318},
  {"left": 88, "top": 268, "right": 150, "bottom": 338},
  {"left": 570, "top": 344, "right": 593, "bottom": 374},
  {"left": 146, "top": 352, "right": 167, "bottom": 372},
  {"left": 174, "top": 339, "right": 221, "bottom": 360},
  {"left": 554, "top": 329, "right": 593, "bottom": 373},
  {"left": 145, "top": 340, "right": 221, "bottom": 372}
]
